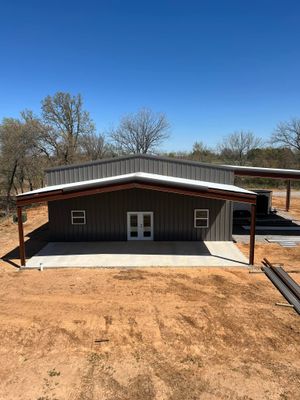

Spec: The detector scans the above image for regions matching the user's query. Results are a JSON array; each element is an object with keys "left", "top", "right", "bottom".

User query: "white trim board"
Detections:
[
  {"left": 243, "top": 226, "right": 300, "bottom": 231},
  {"left": 266, "top": 238, "right": 300, "bottom": 243},
  {"left": 18, "top": 171, "right": 256, "bottom": 198}
]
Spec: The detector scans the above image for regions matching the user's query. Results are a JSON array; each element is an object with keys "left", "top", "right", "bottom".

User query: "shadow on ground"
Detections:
[
  {"left": 233, "top": 211, "right": 300, "bottom": 236},
  {"left": 1, "top": 222, "right": 49, "bottom": 268}
]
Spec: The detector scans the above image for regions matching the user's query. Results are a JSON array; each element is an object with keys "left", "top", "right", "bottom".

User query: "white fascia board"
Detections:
[{"left": 17, "top": 172, "right": 256, "bottom": 197}]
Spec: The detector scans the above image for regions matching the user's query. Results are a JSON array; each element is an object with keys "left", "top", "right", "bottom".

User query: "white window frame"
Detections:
[
  {"left": 71, "top": 210, "right": 86, "bottom": 225},
  {"left": 127, "top": 211, "right": 154, "bottom": 241},
  {"left": 194, "top": 209, "right": 209, "bottom": 228}
]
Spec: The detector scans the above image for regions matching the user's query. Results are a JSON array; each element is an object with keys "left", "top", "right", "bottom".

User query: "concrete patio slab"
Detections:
[{"left": 25, "top": 241, "right": 249, "bottom": 268}]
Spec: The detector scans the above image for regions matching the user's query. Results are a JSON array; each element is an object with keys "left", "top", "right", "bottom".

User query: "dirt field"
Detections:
[
  {"left": 0, "top": 196, "right": 300, "bottom": 399},
  {"left": 272, "top": 192, "right": 300, "bottom": 220},
  {"left": 237, "top": 192, "right": 300, "bottom": 268}
]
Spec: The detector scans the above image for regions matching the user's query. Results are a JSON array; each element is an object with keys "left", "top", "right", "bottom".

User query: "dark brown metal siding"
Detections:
[
  {"left": 48, "top": 188, "right": 232, "bottom": 241},
  {"left": 46, "top": 156, "right": 234, "bottom": 186}
]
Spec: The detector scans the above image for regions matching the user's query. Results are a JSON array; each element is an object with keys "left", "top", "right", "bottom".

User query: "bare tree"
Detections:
[
  {"left": 272, "top": 118, "right": 300, "bottom": 151},
  {"left": 79, "top": 132, "right": 114, "bottom": 161},
  {"left": 110, "top": 108, "right": 170, "bottom": 154},
  {"left": 0, "top": 115, "right": 40, "bottom": 213},
  {"left": 41, "top": 92, "right": 95, "bottom": 164},
  {"left": 218, "top": 131, "right": 262, "bottom": 165}
]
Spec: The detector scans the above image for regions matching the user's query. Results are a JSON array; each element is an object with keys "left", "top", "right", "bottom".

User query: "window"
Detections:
[
  {"left": 71, "top": 210, "right": 86, "bottom": 225},
  {"left": 194, "top": 209, "right": 209, "bottom": 228}
]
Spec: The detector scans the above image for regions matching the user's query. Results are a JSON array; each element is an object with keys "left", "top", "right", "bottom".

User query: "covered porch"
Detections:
[{"left": 16, "top": 172, "right": 257, "bottom": 266}]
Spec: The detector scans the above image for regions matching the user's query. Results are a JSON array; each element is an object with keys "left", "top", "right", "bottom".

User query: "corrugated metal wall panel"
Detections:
[
  {"left": 46, "top": 155, "right": 234, "bottom": 186},
  {"left": 48, "top": 188, "right": 232, "bottom": 241}
]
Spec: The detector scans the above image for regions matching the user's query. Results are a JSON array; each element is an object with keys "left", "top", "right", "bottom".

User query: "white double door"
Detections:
[{"left": 127, "top": 212, "right": 153, "bottom": 240}]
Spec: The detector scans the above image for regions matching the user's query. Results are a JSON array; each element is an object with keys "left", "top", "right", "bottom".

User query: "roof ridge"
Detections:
[{"left": 45, "top": 153, "right": 231, "bottom": 172}]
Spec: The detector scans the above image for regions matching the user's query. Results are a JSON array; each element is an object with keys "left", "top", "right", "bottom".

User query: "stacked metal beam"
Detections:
[{"left": 262, "top": 259, "right": 300, "bottom": 315}]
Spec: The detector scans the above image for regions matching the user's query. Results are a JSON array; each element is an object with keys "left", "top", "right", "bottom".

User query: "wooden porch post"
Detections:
[
  {"left": 17, "top": 206, "right": 26, "bottom": 267},
  {"left": 286, "top": 180, "right": 291, "bottom": 212},
  {"left": 249, "top": 203, "right": 256, "bottom": 265}
]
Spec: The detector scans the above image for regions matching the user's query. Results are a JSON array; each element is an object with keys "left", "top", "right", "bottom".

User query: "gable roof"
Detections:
[
  {"left": 45, "top": 153, "right": 232, "bottom": 173},
  {"left": 17, "top": 171, "right": 256, "bottom": 206},
  {"left": 19, "top": 171, "right": 255, "bottom": 197},
  {"left": 45, "top": 153, "right": 300, "bottom": 179}
]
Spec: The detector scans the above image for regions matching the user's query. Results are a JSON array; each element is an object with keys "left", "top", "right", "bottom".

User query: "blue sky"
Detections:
[{"left": 1, "top": 0, "right": 300, "bottom": 151}]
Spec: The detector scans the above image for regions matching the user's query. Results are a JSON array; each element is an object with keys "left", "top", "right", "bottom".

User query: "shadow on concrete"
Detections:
[
  {"left": 27, "top": 240, "right": 212, "bottom": 257},
  {"left": 209, "top": 253, "right": 249, "bottom": 266}
]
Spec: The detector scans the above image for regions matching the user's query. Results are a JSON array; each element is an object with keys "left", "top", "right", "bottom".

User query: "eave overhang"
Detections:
[{"left": 16, "top": 173, "right": 257, "bottom": 206}]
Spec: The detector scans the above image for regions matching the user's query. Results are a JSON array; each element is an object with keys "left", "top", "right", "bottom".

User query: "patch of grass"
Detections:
[
  {"left": 37, "top": 397, "right": 59, "bottom": 400},
  {"left": 47, "top": 368, "right": 60, "bottom": 377},
  {"left": 180, "top": 355, "right": 203, "bottom": 368},
  {"left": 87, "top": 352, "right": 103, "bottom": 364}
]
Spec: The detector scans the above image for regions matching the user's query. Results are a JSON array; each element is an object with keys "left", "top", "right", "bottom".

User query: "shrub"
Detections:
[{"left": 13, "top": 212, "right": 27, "bottom": 224}]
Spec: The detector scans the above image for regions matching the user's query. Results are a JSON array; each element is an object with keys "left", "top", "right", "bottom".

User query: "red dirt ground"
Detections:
[
  {"left": 0, "top": 197, "right": 299, "bottom": 399},
  {"left": 237, "top": 193, "right": 300, "bottom": 269}
]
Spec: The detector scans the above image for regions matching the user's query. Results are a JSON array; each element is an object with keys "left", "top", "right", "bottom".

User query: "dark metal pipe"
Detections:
[
  {"left": 270, "top": 266, "right": 300, "bottom": 301},
  {"left": 249, "top": 203, "right": 256, "bottom": 265},
  {"left": 262, "top": 266, "right": 300, "bottom": 315},
  {"left": 17, "top": 206, "right": 26, "bottom": 267},
  {"left": 286, "top": 180, "right": 291, "bottom": 212}
]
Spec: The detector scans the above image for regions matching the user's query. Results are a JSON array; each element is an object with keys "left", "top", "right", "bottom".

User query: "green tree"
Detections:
[{"left": 190, "top": 141, "right": 219, "bottom": 163}]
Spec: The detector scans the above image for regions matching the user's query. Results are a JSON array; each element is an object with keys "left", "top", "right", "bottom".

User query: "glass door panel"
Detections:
[
  {"left": 129, "top": 213, "right": 138, "bottom": 238},
  {"left": 142, "top": 213, "right": 152, "bottom": 238}
]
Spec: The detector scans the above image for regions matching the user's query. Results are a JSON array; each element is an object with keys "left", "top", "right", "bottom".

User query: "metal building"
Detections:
[{"left": 16, "top": 154, "right": 258, "bottom": 266}]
